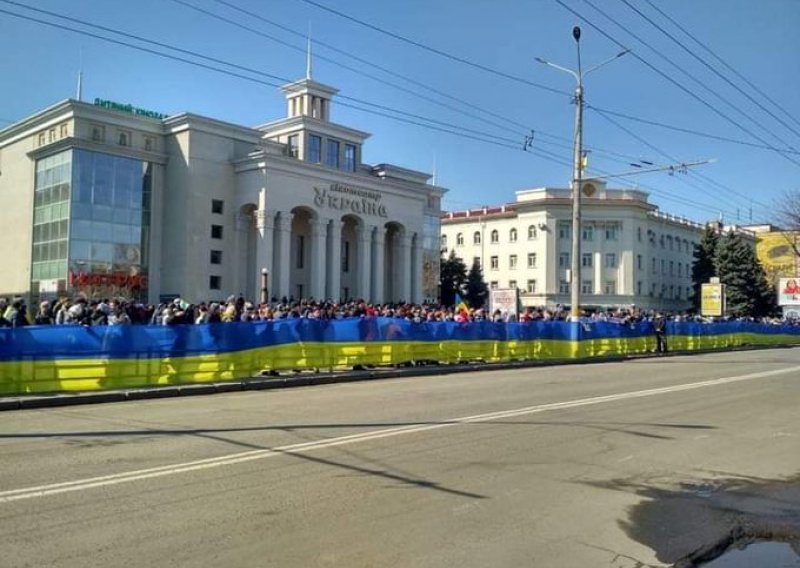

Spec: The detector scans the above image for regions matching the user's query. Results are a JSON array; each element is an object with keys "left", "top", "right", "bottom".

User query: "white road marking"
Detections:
[{"left": 2, "top": 364, "right": 799, "bottom": 504}]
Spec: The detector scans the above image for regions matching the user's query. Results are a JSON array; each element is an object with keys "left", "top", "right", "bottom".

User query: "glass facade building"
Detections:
[{"left": 31, "top": 149, "right": 152, "bottom": 301}]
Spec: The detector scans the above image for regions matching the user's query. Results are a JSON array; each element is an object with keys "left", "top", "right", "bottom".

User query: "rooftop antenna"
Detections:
[
  {"left": 432, "top": 152, "right": 437, "bottom": 186},
  {"left": 306, "top": 23, "right": 313, "bottom": 80},
  {"left": 76, "top": 47, "right": 83, "bottom": 101}
]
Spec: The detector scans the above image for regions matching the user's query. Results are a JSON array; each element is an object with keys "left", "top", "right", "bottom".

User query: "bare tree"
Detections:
[{"left": 776, "top": 189, "right": 800, "bottom": 259}]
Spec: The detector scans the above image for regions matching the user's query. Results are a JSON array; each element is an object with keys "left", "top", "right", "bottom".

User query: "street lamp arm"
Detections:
[
  {"left": 582, "top": 49, "right": 630, "bottom": 78},
  {"left": 534, "top": 57, "right": 579, "bottom": 83}
]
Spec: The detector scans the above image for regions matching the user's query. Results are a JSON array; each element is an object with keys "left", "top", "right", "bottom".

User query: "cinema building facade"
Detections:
[{"left": 0, "top": 74, "right": 445, "bottom": 305}]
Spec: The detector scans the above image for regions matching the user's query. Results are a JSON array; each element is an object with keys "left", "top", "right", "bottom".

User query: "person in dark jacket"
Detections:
[{"left": 654, "top": 314, "right": 668, "bottom": 355}]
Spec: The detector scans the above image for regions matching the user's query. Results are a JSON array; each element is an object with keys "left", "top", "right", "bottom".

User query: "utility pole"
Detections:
[{"left": 536, "top": 27, "right": 628, "bottom": 319}]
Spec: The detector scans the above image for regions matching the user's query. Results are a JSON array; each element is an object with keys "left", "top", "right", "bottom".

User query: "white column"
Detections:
[
  {"left": 309, "top": 218, "right": 327, "bottom": 300},
  {"left": 357, "top": 225, "right": 373, "bottom": 301},
  {"left": 253, "top": 210, "right": 274, "bottom": 301},
  {"left": 411, "top": 232, "right": 423, "bottom": 304},
  {"left": 327, "top": 219, "right": 342, "bottom": 301},
  {"left": 372, "top": 225, "right": 386, "bottom": 303},
  {"left": 275, "top": 211, "right": 293, "bottom": 299},
  {"left": 399, "top": 233, "right": 413, "bottom": 302}
]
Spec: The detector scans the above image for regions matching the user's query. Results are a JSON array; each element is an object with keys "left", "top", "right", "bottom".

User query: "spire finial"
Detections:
[
  {"left": 306, "top": 23, "right": 313, "bottom": 80},
  {"left": 76, "top": 47, "right": 83, "bottom": 101}
]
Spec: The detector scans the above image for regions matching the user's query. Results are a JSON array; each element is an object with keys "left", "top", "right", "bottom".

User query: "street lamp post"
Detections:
[
  {"left": 536, "top": 27, "right": 627, "bottom": 319},
  {"left": 261, "top": 268, "right": 269, "bottom": 304}
]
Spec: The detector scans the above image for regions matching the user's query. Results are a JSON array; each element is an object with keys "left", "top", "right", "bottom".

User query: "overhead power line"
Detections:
[
  {"left": 617, "top": 0, "right": 800, "bottom": 146},
  {"left": 553, "top": 0, "right": 800, "bottom": 169},
  {"left": 637, "top": 0, "right": 800, "bottom": 136}
]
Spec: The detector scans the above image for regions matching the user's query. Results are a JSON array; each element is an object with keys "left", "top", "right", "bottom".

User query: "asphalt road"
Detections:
[{"left": 1, "top": 348, "right": 799, "bottom": 568}]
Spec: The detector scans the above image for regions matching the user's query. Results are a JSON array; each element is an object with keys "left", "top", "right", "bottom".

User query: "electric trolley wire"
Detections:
[
  {"left": 619, "top": 0, "right": 800, "bottom": 143},
  {"left": 553, "top": 0, "right": 800, "bottom": 169},
  {"left": 642, "top": 0, "right": 800, "bottom": 132}
]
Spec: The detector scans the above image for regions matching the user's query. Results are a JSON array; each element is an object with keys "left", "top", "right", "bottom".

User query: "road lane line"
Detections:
[{"left": 2, "top": 364, "right": 798, "bottom": 504}]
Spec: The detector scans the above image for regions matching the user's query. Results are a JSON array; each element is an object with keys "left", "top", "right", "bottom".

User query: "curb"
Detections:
[{"left": 1, "top": 343, "right": 795, "bottom": 412}]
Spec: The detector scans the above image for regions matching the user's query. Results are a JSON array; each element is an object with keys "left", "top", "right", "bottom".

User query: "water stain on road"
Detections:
[{"left": 583, "top": 472, "right": 800, "bottom": 567}]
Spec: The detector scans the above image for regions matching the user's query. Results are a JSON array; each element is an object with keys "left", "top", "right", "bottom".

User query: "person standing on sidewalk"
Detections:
[{"left": 654, "top": 313, "right": 668, "bottom": 355}]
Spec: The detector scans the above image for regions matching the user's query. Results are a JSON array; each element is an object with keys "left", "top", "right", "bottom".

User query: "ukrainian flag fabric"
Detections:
[{"left": 0, "top": 320, "right": 797, "bottom": 395}]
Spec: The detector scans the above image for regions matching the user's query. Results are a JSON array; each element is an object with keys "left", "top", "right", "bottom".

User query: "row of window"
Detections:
[
  {"left": 638, "top": 227, "right": 695, "bottom": 253},
  {"left": 36, "top": 123, "right": 69, "bottom": 147},
  {"left": 293, "top": 134, "right": 357, "bottom": 172},
  {"left": 445, "top": 225, "right": 539, "bottom": 247},
  {"left": 89, "top": 124, "right": 156, "bottom": 152}
]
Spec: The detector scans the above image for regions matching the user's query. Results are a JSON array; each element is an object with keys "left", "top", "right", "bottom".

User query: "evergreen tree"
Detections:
[
  {"left": 715, "top": 231, "right": 775, "bottom": 317},
  {"left": 439, "top": 250, "right": 468, "bottom": 306},
  {"left": 690, "top": 225, "right": 719, "bottom": 311},
  {"left": 464, "top": 259, "right": 489, "bottom": 308}
]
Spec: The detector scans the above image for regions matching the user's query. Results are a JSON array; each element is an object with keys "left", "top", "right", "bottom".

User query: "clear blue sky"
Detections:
[{"left": 1, "top": 0, "right": 799, "bottom": 225}]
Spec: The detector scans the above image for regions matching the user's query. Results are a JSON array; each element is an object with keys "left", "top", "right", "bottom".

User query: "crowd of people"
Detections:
[{"left": 0, "top": 294, "right": 794, "bottom": 328}]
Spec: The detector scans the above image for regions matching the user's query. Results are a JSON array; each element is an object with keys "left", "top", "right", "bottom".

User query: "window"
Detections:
[
  {"left": 605, "top": 253, "right": 617, "bottom": 268},
  {"left": 660, "top": 235, "right": 665, "bottom": 248},
  {"left": 38, "top": 132, "right": 45, "bottom": 146},
  {"left": 345, "top": 143, "right": 356, "bottom": 172},
  {"left": 652, "top": 258, "right": 657, "bottom": 274},
  {"left": 473, "top": 231, "right": 481, "bottom": 245},
  {"left": 456, "top": 233, "right": 464, "bottom": 246},
  {"left": 559, "top": 280, "right": 570, "bottom": 294},
  {"left": 210, "top": 250, "right": 222, "bottom": 264},
  {"left": 650, "top": 283, "right": 656, "bottom": 296},
  {"left": 637, "top": 227, "right": 642, "bottom": 242},
  {"left": 211, "top": 225, "right": 223, "bottom": 239},
  {"left": 509, "top": 228, "right": 517, "bottom": 242},
  {"left": 604, "top": 280, "right": 616, "bottom": 295},
  {"left": 490, "top": 256, "right": 499, "bottom": 270},
  {"left": 527, "top": 253, "right": 537, "bottom": 268},
  {"left": 669, "top": 285, "right": 674, "bottom": 298},
  {"left": 637, "top": 281, "right": 642, "bottom": 295},
  {"left": 288, "top": 134, "right": 299, "bottom": 157},
  {"left": 473, "top": 256, "right": 480, "bottom": 268},
  {"left": 48, "top": 128, "right": 56, "bottom": 143},
  {"left": 686, "top": 263, "right": 690, "bottom": 278},
  {"left": 668, "top": 236, "right": 674, "bottom": 251},
  {"left": 637, "top": 254, "right": 642, "bottom": 270},
  {"left": 342, "top": 240, "right": 350, "bottom": 272},
  {"left": 490, "top": 229, "right": 499, "bottom": 243},
  {"left": 558, "top": 221, "right": 571, "bottom": 240},
  {"left": 118, "top": 131, "right": 129, "bottom": 146},
  {"left": 528, "top": 225, "right": 538, "bottom": 240},
  {"left": 308, "top": 134, "right": 322, "bottom": 163},
  {"left": 605, "top": 224, "right": 619, "bottom": 241},
  {"left": 526, "top": 279, "right": 537, "bottom": 293},
  {"left": 661, "top": 259, "right": 666, "bottom": 274},
  {"left": 490, "top": 281, "right": 498, "bottom": 290},
  {"left": 670, "top": 261, "right": 674, "bottom": 276},
  {"left": 297, "top": 235, "right": 305, "bottom": 268},
  {"left": 582, "top": 253, "right": 593, "bottom": 268},
  {"left": 582, "top": 225, "right": 594, "bottom": 241},
  {"left": 509, "top": 254, "right": 517, "bottom": 269},
  {"left": 91, "top": 125, "right": 105, "bottom": 142},
  {"left": 326, "top": 139, "right": 340, "bottom": 168},
  {"left": 211, "top": 199, "right": 224, "bottom": 214},
  {"left": 582, "top": 280, "right": 594, "bottom": 294},
  {"left": 559, "top": 252, "right": 569, "bottom": 268},
  {"left": 59, "top": 123, "right": 68, "bottom": 138},
  {"left": 144, "top": 136, "right": 154, "bottom": 152},
  {"left": 509, "top": 280, "right": 517, "bottom": 289},
  {"left": 209, "top": 275, "right": 221, "bottom": 290},
  {"left": 441, "top": 235, "right": 447, "bottom": 248},
  {"left": 676, "top": 286, "right": 681, "bottom": 299}
]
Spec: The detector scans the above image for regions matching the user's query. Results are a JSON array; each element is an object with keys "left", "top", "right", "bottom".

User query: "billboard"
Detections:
[
  {"left": 778, "top": 278, "right": 800, "bottom": 306},
  {"left": 756, "top": 232, "right": 799, "bottom": 284},
  {"left": 489, "top": 288, "right": 519, "bottom": 316},
  {"left": 701, "top": 283, "right": 725, "bottom": 317}
]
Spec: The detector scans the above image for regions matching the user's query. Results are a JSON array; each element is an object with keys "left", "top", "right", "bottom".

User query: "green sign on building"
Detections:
[{"left": 93, "top": 98, "right": 168, "bottom": 120}]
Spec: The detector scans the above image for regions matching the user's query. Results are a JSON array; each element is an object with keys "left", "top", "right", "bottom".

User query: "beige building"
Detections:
[
  {"left": 0, "top": 71, "right": 445, "bottom": 305},
  {"left": 441, "top": 180, "right": 704, "bottom": 311}
]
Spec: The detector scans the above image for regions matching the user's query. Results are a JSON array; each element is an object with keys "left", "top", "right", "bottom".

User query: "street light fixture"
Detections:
[{"left": 536, "top": 27, "right": 628, "bottom": 319}]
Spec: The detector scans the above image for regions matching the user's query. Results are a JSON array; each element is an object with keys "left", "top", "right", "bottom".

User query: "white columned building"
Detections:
[{"left": 0, "top": 65, "right": 446, "bottom": 304}]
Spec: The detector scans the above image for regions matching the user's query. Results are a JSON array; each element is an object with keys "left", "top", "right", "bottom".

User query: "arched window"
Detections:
[
  {"left": 528, "top": 225, "right": 537, "bottom": 240},
  {"left": 490, "top": 229, "right": 499, "bottom": 243},
  {"left": 509, "top": 228, "right": 517, "bottom": 242},
  {"left": 441, "top": 234, "right": 447, "bottom": 248},
  {"left": 456, "top": 233, "right": 464, "bottom": 246},
  {"left": 473, "top": 231, "right": 481, "bottom": 245}
]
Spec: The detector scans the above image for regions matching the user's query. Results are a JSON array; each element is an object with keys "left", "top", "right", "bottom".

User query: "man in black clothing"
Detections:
[{"left": 654, "top": 314, "right": 668, "bottom": 355}]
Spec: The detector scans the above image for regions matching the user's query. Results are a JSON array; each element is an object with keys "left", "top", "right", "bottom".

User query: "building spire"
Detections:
[
  {"left": 306, "top": 24, "right": 313, "bottom": 80},
  {"left": 76, "top": 47, "right": 83, "bottom": 101}
]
